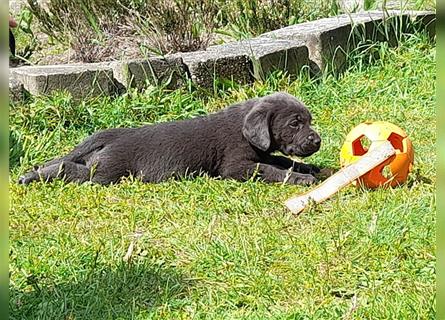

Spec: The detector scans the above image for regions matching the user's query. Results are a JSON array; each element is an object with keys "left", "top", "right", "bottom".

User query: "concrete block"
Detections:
[
  {"left": 179, "top": 49, "right": 252, "bottom": 89},
  {"left": 181, "top": 37, "right": 308, "bottom": 88},
  {"left": 10, "top": 63, "right": 116, "bottom": 100},
  {"left": 260, "top": 10, "right": 435, "bottom": 73},
  {"left": 112, "top": 56, "right": 188, "bottom": 90},
  {"left": 394, "top": 10, "right": 436, "bottom": 39},
  {"left": 9, "top": 73, "right": 25, "bottom": 104},
  {"left": 208, "top": 38, "right": 309, "bottom": 80}
]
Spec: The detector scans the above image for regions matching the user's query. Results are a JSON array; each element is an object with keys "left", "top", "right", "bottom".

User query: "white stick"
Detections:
[{"left": 285, "top": 141, "right": 396, "bottom": 214}]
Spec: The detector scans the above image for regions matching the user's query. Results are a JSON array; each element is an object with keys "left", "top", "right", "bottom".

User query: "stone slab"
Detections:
[
  {"left": 260, "top": 10, "right": 435, "bottom": 73},
  {"left": 112, "top": 56, "right": 188, "bottom": 90},
  {"left": 180, "top": 38, "right": 309, "bottom": 88},
  {"left": 386, "top": 10, "right": 436, "bottom": 39},
  {"left": 9, "top": 73, "right": 25, "bottom": 103},
  {"left": 207, "top": 38, "right": 309, "bottom": 80},
  {"left": 179, "top": 49, "right": 252, "bottom": 89},
  {"left": 10, "top": 63, "right": 116, "bottom": 100}
]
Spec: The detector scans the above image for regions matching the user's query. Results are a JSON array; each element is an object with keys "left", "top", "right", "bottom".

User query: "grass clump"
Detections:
[
  {"left": 217, "top": 0, "right": 339, "bottom": 38},
  {"left": 130, "top": 0, "right": 219, "bottom": 54},
  {"left": 23, "top": 0, "right": 341, "bottom": 63},
  {"left": 9, "top": 33, "right": 435, "bottom": 318},
  {"left": 26, "top": 0, "right": 145, "bottom": 62}
]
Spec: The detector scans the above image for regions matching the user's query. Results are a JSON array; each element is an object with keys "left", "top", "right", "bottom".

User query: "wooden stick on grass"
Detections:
[{"left": 285, "top": 141, "right": 396, "bottom": 214}]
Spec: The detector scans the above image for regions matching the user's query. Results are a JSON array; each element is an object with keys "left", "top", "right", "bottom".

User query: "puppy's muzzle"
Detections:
[
  {"left": 285, "top": 133, "right": 321, "bottom": 157},
  {"left": 302, "top": 133, "right": 321, "bottom": 155},
  {"left": 307, "top": 133, "right": 321, "bottom": 149}
]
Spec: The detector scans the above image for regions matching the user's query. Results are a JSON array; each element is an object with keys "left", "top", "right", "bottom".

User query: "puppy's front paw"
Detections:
[
  {"left": 288, "top": 173, "right": 317, "bottom": 185},
  {"left": 314, "top": 167, "right": 335, "bottom": 180},
  {"left": 300, "top": 174, "right": 317, "bottom": 185},
  {"left": 295, "top": 163, "right": 320, "bottom": 175}
]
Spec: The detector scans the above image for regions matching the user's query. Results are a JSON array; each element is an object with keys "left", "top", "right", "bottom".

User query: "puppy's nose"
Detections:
[{"left": 308, "top": 134, "right": 321, "bottom": 146}]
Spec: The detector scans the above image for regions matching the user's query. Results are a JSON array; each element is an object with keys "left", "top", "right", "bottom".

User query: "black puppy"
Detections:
[{"left": 18, "top": 92, "right": 321, "bottom": 185}]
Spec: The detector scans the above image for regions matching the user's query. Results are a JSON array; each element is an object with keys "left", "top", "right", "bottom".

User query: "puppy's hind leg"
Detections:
[{"left": 18, "top": 161, "right": 91, "bottom": 185}]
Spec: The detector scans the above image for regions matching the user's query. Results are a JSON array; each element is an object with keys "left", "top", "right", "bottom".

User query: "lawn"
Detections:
[{"left": 9, "top": 33, "right": 435, "bottom": 319}]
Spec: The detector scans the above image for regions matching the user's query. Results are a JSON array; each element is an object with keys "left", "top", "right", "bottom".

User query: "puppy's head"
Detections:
[{"left": 242, "top": 92, "right": 321, "bottom": 157}]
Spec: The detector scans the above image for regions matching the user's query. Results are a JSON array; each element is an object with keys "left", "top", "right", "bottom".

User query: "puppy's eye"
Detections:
[
  {"left": 296, "top": 115, "right": 302, "bottom": 121},
  {"left": 289, "top": 120, "right": 299, "bottom": 128}
]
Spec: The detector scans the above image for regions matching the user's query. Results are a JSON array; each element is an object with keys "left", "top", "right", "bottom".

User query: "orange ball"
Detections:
[{"left": 340, "top": 121, "right": 414, "bottom": 188}]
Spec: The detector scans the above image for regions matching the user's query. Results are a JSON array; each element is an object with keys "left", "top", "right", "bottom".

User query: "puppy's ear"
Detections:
[{"left": 242, "top": 102, "right": 272, "bottom": 151}]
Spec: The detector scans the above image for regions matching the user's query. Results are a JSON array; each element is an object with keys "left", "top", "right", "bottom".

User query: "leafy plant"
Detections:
[
  {"left": 130, "top": 0, "right": 219, "bottom": 54},
  {"left": 25, "top": 0, "right": 340, "bottom": 62},
  {"left": 10, "top": 7, "right": 39, "bottom": 65},
  {"left": 219, "top": 0, "right": 339, "bottom": 39},
  {"left": 26, "top": 0, "right": 136, "bottom": 62}
]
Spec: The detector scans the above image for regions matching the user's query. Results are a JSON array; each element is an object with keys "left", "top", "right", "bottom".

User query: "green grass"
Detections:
[{"left": 9, "top": 33, "right": 435, "bottom": 319}]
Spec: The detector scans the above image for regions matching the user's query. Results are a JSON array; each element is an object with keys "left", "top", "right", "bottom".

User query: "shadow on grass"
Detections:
[
  {"left": 407, "top": 170, "right": 433, "bottom": 186},
  {"left": 10, "top": 263, "right": 192, "bottom": 319}
]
